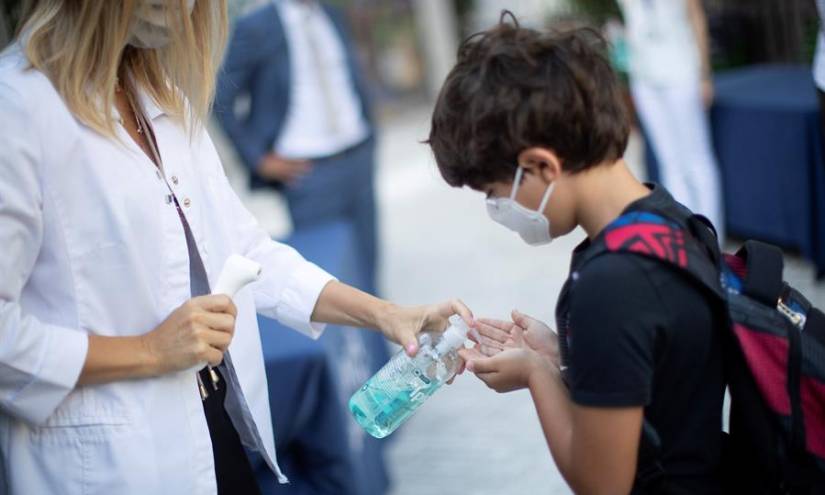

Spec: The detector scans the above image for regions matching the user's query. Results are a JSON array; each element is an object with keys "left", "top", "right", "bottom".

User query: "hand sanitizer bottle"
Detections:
[{"left": 349, "top": 315, "right": 470, "bottom": 438}]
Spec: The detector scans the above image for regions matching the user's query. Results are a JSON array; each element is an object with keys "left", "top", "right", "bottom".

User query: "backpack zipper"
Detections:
[{"left": 777, "top": 299, "right": 805, "bottom": 329}]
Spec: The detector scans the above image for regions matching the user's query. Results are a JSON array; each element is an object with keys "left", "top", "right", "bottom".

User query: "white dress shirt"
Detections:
[
  {"left": 0, "top": 45, "right": 335, "bottom": 494},
  {"left": 619, "top": 0, "right": 702, "bottom": 87},
  {"left": 273, "top": 0, "right": 369, "bottom": 159}
]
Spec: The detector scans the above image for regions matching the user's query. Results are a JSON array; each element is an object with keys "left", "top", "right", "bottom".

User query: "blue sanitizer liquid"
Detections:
[{"left": 349, "top": 327, "right": 466, "bottom": 438}]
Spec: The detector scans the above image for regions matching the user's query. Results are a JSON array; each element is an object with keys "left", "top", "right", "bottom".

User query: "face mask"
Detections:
[
  {"left": 128, "top": 0, "right": 196, "bottom": 49},
  {"left": 486, "top": 166, "right": 556, "bottom": 246}
]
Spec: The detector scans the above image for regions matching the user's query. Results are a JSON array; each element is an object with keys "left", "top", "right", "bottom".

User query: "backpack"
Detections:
[{"left": 573, "top": 203, "right": 825, "bottom": 494}]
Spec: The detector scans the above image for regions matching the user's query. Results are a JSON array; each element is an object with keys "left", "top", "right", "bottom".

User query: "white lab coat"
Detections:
[{"left": 0, "top": 46, "right": 335, "bottom": 494}]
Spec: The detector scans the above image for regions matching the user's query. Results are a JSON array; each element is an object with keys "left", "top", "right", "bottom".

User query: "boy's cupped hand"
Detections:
[
  {"left": 470, "top": 310, "right": 559, "bottom": 366},
  {"left": 459, "top": 344, "right": 546, "bottom": 393},
  {"left": 459, "top": 310, "right": 561, "bottom": 392}
]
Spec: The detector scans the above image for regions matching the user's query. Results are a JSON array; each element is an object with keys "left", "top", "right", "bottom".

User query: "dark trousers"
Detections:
[{"left": 283, "top": 138, "right": 378, "bottom": 295}]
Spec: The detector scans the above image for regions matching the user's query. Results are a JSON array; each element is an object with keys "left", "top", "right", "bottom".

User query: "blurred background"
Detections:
[{"left": 2, "top": 1, "right": 825, "bottom": 494}]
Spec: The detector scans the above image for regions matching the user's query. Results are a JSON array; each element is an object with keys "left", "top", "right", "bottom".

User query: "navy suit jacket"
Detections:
[{"left": 214, "top": 2, "right": 374, "bottom": 189}]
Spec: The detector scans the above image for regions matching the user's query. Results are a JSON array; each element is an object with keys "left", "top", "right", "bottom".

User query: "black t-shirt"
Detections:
[{"left": 560, "top": 186, "right": 726, "bottom": 494}]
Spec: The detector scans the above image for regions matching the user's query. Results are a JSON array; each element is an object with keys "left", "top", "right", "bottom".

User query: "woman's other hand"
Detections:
[{"left": 141, "top": 295, "right": 238, "bottom": 374}]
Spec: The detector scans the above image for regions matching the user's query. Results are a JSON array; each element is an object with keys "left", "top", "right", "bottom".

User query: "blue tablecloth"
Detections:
[
  {"left": 643, "top": 65, "right": 825, "bottom": 277},
  {"left": 253, "top": 221, "right": 390, "bottom": 495},
  {"left": 255, "top": 321, "right": 355, "bottom": 494}
]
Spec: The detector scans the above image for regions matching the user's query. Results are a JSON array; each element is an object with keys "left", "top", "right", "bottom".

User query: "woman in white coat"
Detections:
[{"left": 0, "top": 1, "right": 473, "bottom": 494}]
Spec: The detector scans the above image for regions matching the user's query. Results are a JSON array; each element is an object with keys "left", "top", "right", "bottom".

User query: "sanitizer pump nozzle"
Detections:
[{"left": 435, "top": 315, "right": 474, "bottom": 355}]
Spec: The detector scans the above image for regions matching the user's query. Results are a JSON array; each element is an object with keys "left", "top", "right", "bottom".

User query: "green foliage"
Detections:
[{"left": 572, "top": 0, "right": 622, "bottom": 25}]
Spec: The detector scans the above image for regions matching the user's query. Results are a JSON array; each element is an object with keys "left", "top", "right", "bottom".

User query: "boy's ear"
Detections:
[{"left": 517, "top": 147, "right": 562, "bottom": 184}]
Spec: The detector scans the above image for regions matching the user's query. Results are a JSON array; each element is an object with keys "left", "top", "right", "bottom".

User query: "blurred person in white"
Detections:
[
  {"left": 619, "top": 0, "right": 725, "bottom": 239},
  {"left": 0, "top": 1, "right": 473, "bottom": 494}
]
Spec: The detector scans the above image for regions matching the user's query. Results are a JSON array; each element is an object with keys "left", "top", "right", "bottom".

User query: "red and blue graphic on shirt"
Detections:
[{"left": 604, "top": 212, "right": 689, "bottom": 268}]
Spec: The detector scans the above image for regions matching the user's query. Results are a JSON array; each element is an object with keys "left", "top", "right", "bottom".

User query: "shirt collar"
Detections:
[{"left": 136, "top": 85, "right": 165, "bottom": 121}]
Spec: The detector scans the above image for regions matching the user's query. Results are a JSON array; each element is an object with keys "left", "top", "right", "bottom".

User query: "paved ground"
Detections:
[{"left": 213, "top": 106, "right": 825, "bottom": 495}]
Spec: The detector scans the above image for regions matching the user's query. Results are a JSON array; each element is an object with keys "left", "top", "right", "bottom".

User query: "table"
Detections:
[
  {"left": 254, "top": 319, "right": 356, "bottom": 494},
  {"left": 253, "top": 221, "right": 390, "bottom": 494},
  {"left": 643, "top": 65, "right": 825, "bottom": 277}
]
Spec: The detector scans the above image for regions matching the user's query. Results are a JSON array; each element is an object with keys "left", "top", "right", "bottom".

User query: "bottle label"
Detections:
[{"left": 412, "top": 367, "right": 431, "bottom": 385}]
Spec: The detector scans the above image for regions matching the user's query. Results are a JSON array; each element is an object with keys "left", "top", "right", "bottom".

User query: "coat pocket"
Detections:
[{"left": 27, "top": 388, "right": 160, "bottom": 494}]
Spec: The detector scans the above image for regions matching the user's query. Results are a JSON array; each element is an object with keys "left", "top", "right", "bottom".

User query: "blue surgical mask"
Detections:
[{"left": 485, "top": 167, "right": 556, "bottom": 246}]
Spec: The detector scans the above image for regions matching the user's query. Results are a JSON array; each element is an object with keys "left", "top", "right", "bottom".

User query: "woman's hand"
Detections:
[
  {"left": 140, "top": 295, "right": 238, "bottom": 375},
  {"left": 378, "top": 299, "right": 474, "bottom": 356}
]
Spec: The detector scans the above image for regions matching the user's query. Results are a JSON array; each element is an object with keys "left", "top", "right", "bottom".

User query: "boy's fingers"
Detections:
[
  {"left": 510, "top": 309, "right": 533, "bottom": 329},
  {"left": 510, "top": 325, "right": 525, "bottom": 344},
  {"left": 465, "top": 355, "right": 499, "bottom": 374},
  {"left": 458, "top": 347, "right": 485, "bottom": 363},
  {"left": 476, "top": 371, "right": 502, "bottom": 391},
  {"left": 475, "top": 320, "right": 511, "bottom": 344},
  {"left": 458, "top": 346, "right": 483, "bottom": 359},
  {"left": 479, "top": 336, "right": 508, "bottom": 356},
  {"left": 477, "top": 318, "right": 513, "bottom": 332}
]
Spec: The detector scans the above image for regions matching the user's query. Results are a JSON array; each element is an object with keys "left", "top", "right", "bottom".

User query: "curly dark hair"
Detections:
[{"left": 427, "top": 11, "right": 630, "bottom": 190}]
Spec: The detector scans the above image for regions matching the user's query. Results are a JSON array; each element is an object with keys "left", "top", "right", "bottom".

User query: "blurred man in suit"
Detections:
[{"left": 216, "top": 0, "right": 378, "bottom": 294}]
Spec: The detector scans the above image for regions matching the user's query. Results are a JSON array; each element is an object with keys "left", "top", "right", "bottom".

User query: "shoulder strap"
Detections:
[
  {"left": 687, "top": 214, "right": 721, "bottom": 266},
  {"left": 734, "top": 240, "right": 784, "bottom": 306},
  {"left": 580, "top": 210, "right": 725, "bottom": 300}
]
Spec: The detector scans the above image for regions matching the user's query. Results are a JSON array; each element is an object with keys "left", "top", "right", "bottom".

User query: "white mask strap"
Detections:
[
  {"left": 537, "top": 180, "right": 556, "bottom": 213},
  {"left": 509, "top": 167, "right": 524, "bottom": 200}
]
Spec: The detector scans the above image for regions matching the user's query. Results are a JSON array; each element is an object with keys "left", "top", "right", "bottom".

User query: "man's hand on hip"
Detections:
[{"left": 257, "top": 153, "right": 312, "bottom": 185}]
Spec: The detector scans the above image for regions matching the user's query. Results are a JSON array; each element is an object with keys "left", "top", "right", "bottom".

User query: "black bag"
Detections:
[{"left": 564, "top": 205, "right": 825, "bottom": 494}]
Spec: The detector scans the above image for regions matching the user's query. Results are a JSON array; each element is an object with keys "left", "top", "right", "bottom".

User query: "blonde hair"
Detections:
[{"left": 19, "top": 0, "right": 227, "bottom": 136}]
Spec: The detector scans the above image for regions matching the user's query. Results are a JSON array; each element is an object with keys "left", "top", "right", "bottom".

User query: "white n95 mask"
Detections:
[
  {"left": 486, "top": 166, "right": 556, "bottom": 246},
  {"left": 128, "top": 0, "right": 196, "bottom": 49}
]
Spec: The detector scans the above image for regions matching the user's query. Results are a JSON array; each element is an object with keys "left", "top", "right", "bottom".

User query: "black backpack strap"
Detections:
[
  {"left": 735, "top": 241, "right": 784, "bottom": 306},
  {"left": 597, "top": 210, "right": 725, "bottom": 299},
  {"left": 686, "top": 214, "right": 721, "bottom": 266}
]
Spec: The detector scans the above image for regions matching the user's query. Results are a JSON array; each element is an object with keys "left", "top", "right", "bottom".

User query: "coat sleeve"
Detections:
[
  {"left": 201, "top": 134, "right": 336, "bottom": 339},
  {"left": 0, "top": 82, "right": 89, "bottom": 426}
]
